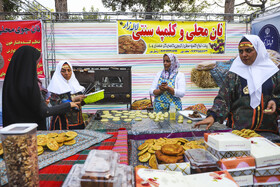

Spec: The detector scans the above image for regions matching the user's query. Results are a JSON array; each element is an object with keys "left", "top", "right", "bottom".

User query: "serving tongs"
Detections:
[{"left": 83, "top": 83, "right": 95, "bottom": 95}]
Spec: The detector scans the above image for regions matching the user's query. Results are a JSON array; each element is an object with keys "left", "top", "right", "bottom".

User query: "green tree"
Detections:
[
  {"left": 102, "top": 0, "right": 210, "bottom": 19},
  {"left": 0, "top": 0, "right": 20, "bottom": 20},
  {"left": 83, "top": 6, "right": 100, "bottom": 20}
]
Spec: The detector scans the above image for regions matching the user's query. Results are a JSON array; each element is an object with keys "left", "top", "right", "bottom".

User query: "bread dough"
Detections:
[
  {"left": 135, "top": 117, "right": 142, "bottom": 121},
  {"left": 178, "top": 115, "right": 184, "bottom": 120},
  {"left": 101, "top": 119, "right": 109, "bottom": 122},
  {"left": 112, "top": 118, "right": 120, "bottom": 121},
  {"left": 124, "top": 119, "right": 132, "bottom": 122}
]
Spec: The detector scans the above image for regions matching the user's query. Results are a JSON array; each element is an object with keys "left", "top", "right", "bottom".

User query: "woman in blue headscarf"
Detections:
[{"left": 149, "top": 53, "right": 186, "bottom": 112}]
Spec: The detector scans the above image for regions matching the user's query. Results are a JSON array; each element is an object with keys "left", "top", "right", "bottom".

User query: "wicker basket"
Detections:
[{"left": 191, "top": 68, "right": 217, "bottom": 88}]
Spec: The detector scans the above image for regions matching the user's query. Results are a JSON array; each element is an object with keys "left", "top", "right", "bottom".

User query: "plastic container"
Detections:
[
  {"left": 185, "top": 148, "right": 219, "bottom": 174},
  {"left": 80, "top": 150, "right": 120, "bottom": 187},
  {"left": 0, "top": 123, "right": 39, "bottom": 186},
  {"left": 169, "top": 102, "right": 176, "bottom": 120},
  {"left": 63, "top": 163, "right": 133, "bottom": 187},
  {"left": 114, "top": 164, "right": 134, "bottom": 187}
]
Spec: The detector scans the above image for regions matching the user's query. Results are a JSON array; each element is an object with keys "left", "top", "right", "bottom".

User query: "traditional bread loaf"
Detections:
[
  {"left": 155, "top": 150, "right": 183, "bottom": 164},
  {"left": 161, "top": 144, "right": 184, "bottom": 156}
]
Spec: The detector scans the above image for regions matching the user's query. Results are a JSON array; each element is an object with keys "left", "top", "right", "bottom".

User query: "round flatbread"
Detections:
[
  {"left": 65, "top": 135, "right": 75, "bottom": 141},
  {"left": 37, "top": 145, "right": 44, "bottom": 153},
  {"left": 149, "top": 154, "right": 157, "bottom": 169},
  {"left": 138, "top": 142, "right": 149, "bottom": 151},
  {"left": 37, "top": 136, "right": 48, "bottom": 146},
  {"left": 112, "top": 117, "right": 120, "bottom": 121},
  {"left": 135, "top": 165, "right": 149, "bottom": 169},
  {"left": 66, "top": 131, "right": 78, "bottom": 137},
  {"left": 135, "top": 117, "right": 142, "bottom": 121},
  {"left": 47, "top": 133, "right": 58, "bottom": 139},
  {"left": 58, "top": 132, "right": 66, "bottom": 137},
  {"left": 64, "top": 139, "right": 76, "bottom": 146},
  {"left": 47, "top": 138, "right": 59, "bottom": 151},
  {"left": 55, "top": 136, "right": 66, "bottom": 143},
  {"left": 0, "top": 143, "right": 3, "bottom": 155},
  {"left": 139, "top": 152, "right": 151, "bottom": 162},
  {"left": 138, "top": 146, "right": 149, "bottom": 156}
]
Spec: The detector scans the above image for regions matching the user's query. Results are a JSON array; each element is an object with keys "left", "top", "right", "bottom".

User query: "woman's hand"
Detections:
[
  {"left": 263, "top": 100, "right": 276, "bottom": 114},
  {"left": 160, "top": 82, "right": 168, "bottom": 91},
  {"left": 194, "top": 116, "right": 215, "bottom": 130},
  {"left": 72, "top": 95, "right": 86, "bottom": 102},
  {"left": 70, "top": 102, "right": 80, "bottom": 108}
]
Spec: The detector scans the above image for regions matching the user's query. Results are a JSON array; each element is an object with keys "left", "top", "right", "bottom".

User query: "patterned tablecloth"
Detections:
[
  {"left": 86, "top": 110, "right": 231, "bottom": 140},
  {"left": 1, "top": 129, "right": 129, "bottom": 187},
  {"left": 129, "top": 137, "right": 203, "bottom": 168}
]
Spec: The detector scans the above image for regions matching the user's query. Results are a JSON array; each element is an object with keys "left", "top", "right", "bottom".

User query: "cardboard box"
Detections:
[
  {"left": 233, "top": 175, "right": 253, "bottom": 186},
  {"left": 183, "top": 170, "right": 239, "bottom": 187},
  {"left": 206, "top": 144, "right": 250, "bottom": 159},
  {"left": 253, "top": 175, "right": 280, "bottom": 186},
  {"left": 250, "top": 137, "right": 280, "bottom": 167},
  {"left": 135, "top": 168, "right": 187, "bottom": 187},
  {"left": 255, "top": 165, "right": 280, "bottom": 176},
  {"left": 217, "top": 156, "right": 255, "bottom": 186},
  {"left": 217, "top": 156, "right": 255, "bottom": 177},
  {"left": 135, "top": 168, "right": 239, "bottom": 187},
  {"left": 204, "top": 132, "right": 251, "bottom": 151},
  {"left": 156, "top": 154, "right": 191, "bottom": 175}
]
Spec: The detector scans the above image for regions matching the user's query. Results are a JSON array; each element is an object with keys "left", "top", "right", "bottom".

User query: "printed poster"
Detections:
[
  {"left": 118, "top": 20, "right": 226, "bottom": 55},
  {"left": 0, "top": 20, "right": 44, "bottom": 79}
]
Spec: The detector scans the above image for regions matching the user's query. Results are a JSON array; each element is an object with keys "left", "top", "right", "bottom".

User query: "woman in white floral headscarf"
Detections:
[{"left": 149, "top": 53, "right": 186, "bottom": 112}]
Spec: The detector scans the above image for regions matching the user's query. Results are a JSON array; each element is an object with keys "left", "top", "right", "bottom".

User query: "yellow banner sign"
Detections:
[{"left": 118, "top": 20, "right": 226, "bottom": 55}]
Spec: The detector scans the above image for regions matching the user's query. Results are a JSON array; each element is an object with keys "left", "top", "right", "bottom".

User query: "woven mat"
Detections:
[{"left": 0, "top": 129, "right": 113, "bottom": 186}]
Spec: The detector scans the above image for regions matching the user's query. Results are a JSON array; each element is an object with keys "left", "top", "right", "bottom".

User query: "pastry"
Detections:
[
  {"left": 155, "top": 150, "right": 183, "bottom": 164},
  {"left": 161, "top": 144, "right": 184, "bottom": 156}
]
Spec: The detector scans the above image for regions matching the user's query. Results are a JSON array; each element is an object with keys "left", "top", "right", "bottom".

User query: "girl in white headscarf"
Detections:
[
  {"left": 195, "top": 35, "right": 280, "bottom": 133},
  {"left": 48, "top": 61, "right": 86, "bottom": 130},
  {"left": 149, "top": 53, "right": 186, "bottom": 112}
]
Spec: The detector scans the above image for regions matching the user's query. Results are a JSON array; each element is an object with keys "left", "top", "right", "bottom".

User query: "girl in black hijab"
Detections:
[{"left": 2, "top": 46, "right": 79, "bottom": 130}]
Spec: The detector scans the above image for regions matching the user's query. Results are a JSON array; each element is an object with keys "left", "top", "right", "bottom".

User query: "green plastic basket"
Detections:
[{"left": 84, "top": 89, "right": 104, "bottom": 104}]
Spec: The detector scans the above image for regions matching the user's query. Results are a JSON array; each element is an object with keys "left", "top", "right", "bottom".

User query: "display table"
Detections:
[
  {"left": 0, "top": 129, "right": 129, "bottom": 187},
  {"left": 85, "top": 110, "right": 232, "bottom": 140}
]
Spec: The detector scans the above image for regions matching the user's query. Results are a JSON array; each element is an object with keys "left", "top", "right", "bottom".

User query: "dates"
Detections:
[{"left": 188, "top": 111, "right": 202, "bottom": 118}]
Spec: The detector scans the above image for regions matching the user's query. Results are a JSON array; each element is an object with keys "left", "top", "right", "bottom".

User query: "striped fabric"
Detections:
[
  {"left": 112, "top": 129, "right": 129, "bottom": 165},
  {"left": 39, "top": 129, "right": 120, "bottom": 187},
  {"left": 48, "top": 22, "right": 249, "bottom": 113}
]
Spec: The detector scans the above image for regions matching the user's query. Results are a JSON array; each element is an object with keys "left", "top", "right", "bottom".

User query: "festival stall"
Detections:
[{"left": 1, "top": 2, "right": 280, "bottom": 186}]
